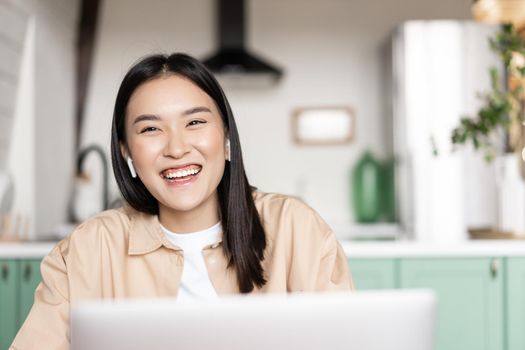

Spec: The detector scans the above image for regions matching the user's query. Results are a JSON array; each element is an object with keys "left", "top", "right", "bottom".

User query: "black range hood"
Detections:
[{"left": 202, "top": 0, "right": 283, "bottom": 82}]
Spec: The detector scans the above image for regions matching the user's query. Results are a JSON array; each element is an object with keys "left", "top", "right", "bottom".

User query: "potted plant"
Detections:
[
  {"left": 451, "top": 23, "right": 525, "bottom": 237},
  {"left": 451, "top": 24, "right": 525, "bottom": 166}
]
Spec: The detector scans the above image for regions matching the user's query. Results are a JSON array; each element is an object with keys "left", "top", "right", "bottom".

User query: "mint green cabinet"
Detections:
[
  {"left": 400, "top": 258, "right": 504, "bottom": 350},
  {"left": 348, "top": 258, "right": 398, "bottom": 290},
  {"left": 0, "top": 260, "right": 20, "bottom": 350},
  {"left": 0, "top": 259, "right": 42, "bottom": 350},
  {"left": 18, "top": 259, "right": 42, "bottom": 328},
  {"left": 506, "top": 257, "right": 525, "bottom": 350}
]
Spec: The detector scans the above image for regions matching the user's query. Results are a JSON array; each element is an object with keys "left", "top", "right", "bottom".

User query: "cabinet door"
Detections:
[
  {"left": 18, "top": 259, "right": 42, "bottom": 328},
  {"left": 348, "top": 258, "right": 397, "bottom": 290},
  {"left": 506, "top": 257, "right": 525, "bottom": 350},
  {"left": 0, "top": 260, "right": 19, "bottom": 350},
  {"left": 400, "top": 258, "right": 504, "bottom": 350}
]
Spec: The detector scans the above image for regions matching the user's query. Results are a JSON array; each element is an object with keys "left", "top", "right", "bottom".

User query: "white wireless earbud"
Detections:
[
  {"left": 127, "top": 157, "right": 137, "bottom": 178},
  {"left": 225, "top": 139, "right": 231, "bottom": 161}
]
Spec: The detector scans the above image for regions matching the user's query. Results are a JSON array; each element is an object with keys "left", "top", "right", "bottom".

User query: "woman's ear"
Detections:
[{"left": 120, "top": 143, "right": 129, "bottom": 159}]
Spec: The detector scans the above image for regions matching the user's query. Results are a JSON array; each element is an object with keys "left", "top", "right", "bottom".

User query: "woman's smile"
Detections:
[{"left": 161, "top": 164, "right": 202, "bottom": 185}]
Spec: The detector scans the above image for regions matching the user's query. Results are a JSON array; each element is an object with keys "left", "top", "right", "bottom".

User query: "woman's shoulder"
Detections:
[
  {"left": 253, "top": 191, "right": 314, "bottom": 214},
  {"left": 55, "top": 207, "right": 136, "bottom": 256},
  {"left": 74, "top": 207, "right": 132, "bottom": 236},
  {"left": 252, "top": 190, "right": 332, "bottom": 241}
]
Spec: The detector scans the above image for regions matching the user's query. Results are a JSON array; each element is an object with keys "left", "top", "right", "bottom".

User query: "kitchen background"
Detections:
[
  {"left": 3, "top": 1, "right": 525, "bottom": 350},
  {"left": 2, "top": 0, "right": 488, "bottom": 241}
]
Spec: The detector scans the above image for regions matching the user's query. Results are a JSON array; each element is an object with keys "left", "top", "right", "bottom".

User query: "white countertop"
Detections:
[
  {"left": 1, "top": 240, "right": 525, "bottom": 258},
  {"left": 340, "top": 240, "right": 525, "bottom": 258},
  {"left": 0, "top": 242, "right": 57, "bottom": 258}
]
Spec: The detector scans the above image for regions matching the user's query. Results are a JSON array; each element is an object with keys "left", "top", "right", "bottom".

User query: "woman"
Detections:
[{"left": 10, "top": 53, "right": 353, "bottom": 350}]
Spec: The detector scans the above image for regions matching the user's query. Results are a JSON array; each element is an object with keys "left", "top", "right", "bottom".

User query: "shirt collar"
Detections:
[
  {"left": 126, "top": 207, "right": 165, "bottom": 255},
  {"left": 125, "top": 206, "right": 223, "bottom": 255}
]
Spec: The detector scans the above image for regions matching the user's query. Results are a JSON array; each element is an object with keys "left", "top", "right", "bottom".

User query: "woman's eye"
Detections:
[
  {"left": 187, "top": 120, "right": 206, "bottom": 127},
  {"left": 140, "top": 126, "right": 159, "bottom": 133}
]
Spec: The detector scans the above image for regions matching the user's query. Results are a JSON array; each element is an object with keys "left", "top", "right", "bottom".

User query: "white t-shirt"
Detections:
[{"left": 160, "top": 222, "right": 222, "bottom": 303}]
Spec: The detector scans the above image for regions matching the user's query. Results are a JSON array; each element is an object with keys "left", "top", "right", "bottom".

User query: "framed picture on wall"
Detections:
[{"left": 291, "top": 106, "right": 355, "bottom": 145}]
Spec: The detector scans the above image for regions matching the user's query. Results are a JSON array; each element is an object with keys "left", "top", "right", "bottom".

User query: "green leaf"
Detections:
[{"left": 451, "top": 23, "right": 525, "bottom": 162}]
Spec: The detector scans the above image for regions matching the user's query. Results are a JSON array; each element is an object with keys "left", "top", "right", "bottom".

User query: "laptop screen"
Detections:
[{"left": 71, "top": 290, "right": 436, "bottom": 350}]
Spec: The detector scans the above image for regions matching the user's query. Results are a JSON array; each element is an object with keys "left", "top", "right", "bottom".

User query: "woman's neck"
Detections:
[{"left": 158, "top": 194, "right": 221, "bottom": 233}]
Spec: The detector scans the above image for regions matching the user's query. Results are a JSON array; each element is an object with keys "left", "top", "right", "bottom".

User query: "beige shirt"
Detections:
[{"left": 10, "top": 191, "right": 354, "bottom": 350}]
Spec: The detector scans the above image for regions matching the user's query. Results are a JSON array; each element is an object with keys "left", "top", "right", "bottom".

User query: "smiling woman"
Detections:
[
  {"left": 110, "top": 54, "right": 268, "bottom": 294},
  {"left": 9, "top": 53, "right": 353, "bottom": 350}
]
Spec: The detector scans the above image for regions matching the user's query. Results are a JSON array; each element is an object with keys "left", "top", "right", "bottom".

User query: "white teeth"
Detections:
[{"left": 164, "top": 167, "right": 201, "bottom": 179}]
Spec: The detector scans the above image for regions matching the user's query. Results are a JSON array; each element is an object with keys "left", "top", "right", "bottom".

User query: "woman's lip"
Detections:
[
  {"left": 164, "top": 171, "right": 200, "bottom": 186},
  {"left": 160, "top": 164, "right": 202, "bottom": 175}
]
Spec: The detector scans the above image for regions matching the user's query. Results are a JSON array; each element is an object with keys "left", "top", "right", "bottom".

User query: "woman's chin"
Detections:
[
  {"left": 158, "top": 193, "right": 214, "bottom": 216},
  {"left": 160, "top": 201, "right": 201, "bottom": 214}
]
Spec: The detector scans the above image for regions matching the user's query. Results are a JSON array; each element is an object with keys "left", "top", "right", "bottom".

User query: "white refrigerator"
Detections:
[{"left": 392, "top": 21, "right": 503, "bottom": 242}]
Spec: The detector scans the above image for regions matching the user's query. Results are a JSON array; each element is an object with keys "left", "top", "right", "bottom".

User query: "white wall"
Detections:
[
  {"left": 7, "top": 11, "right": 34, "bottom": 238},
  {"left": 33, "top": 0, "right": 77, "bottom": 236},
  {"left": 6, "top": 0, "right": 77, "bottom": 238},
  {"left": 0, "top": 0, "right": 28, "bottom": 170},
  {"left": 84, "top": 0, "right": 472, "bottom": 227}
]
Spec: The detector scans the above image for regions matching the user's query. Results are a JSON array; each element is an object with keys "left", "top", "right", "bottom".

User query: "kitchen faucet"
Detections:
[{"left": 75, "top": 144, "right": 109, "bottom": 212}]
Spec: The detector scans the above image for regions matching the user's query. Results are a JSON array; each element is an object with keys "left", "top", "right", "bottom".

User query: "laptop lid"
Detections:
[{"left": 71, "top": 289, "right": 436, "bottom": 350}]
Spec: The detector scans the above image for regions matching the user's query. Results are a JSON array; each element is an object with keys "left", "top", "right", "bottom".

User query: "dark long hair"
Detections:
[{"left": 111, "top": 53, "right": 266, "bottom": 292}]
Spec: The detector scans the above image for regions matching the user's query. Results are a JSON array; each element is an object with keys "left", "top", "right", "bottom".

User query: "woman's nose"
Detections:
[{"left": 163, "top": 130, "right": 191, "bottom": 159}]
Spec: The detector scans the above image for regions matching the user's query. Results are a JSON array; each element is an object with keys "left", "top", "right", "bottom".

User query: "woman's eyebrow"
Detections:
[
  {"left": 182, "top": 106, "right": 212, "bottom": 116},
  {"left": 133, "top": 114, "right": 160, "bottom": 124}
]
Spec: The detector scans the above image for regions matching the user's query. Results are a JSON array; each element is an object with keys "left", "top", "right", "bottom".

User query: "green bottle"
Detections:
[
  {"left": 380, "top": 158, "right": 396, "bottom": 222},
  {"left": 352, "top": 151, "right": 381, "bottom": 223}
]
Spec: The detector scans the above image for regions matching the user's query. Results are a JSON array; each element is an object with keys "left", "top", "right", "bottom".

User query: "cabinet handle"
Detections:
[
  {"left": 1, "top": 263, "right": 8, "bottom": 280},
  {"left": 23, "top": 263, "right": 32, "bottom": 281},
  {"left": 490, "top": 258, "right": 500, "bottom": 278}
]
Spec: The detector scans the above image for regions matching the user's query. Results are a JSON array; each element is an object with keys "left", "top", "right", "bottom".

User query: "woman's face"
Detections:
[{"left": 123, "top": 75, "right": 227, "bottom": 221}]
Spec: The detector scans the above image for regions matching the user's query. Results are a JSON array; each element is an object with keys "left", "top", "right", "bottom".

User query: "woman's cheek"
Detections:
[
  {"left": 132, "top": 137, "right": 165, "bottom": 164},
  {"left": 196, "top": 130, "right": 224, "bottom": 154}
]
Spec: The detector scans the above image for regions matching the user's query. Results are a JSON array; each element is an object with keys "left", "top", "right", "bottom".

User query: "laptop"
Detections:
[{"left": 70, "top": 289, "right": 436, "bottom": 350}]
